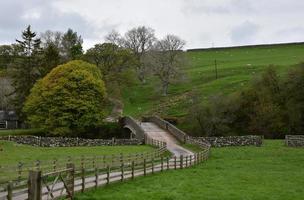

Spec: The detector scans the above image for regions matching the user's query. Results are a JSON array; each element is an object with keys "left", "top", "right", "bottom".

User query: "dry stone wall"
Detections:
[
  {"left": 0, "top": 136, "right": 142, "bottom": 147},
  {"left": 192, "top": 135, "right": 263, "bottom": 147}
]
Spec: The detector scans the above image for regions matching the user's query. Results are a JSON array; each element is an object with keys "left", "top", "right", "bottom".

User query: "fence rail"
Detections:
[
  {"left": 0, "top": 138, "right": 166, "bottom": 186},
  {"left": 285, "top": 135, "right": 304, "bottom": 147},
  {"left": 0, "top": 136, "right": 210, "bottom": 200}
]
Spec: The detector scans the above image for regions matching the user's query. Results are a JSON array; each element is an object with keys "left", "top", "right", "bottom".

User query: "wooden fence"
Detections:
[
  {"left": 0, "top": 138, "right": 166, "bottom": 185},
  {"left": 0, "top": 137, "right": 210, "bottom": 200},
  {"left": 285, "top": 135, "right": 304, "bottom": 147}
]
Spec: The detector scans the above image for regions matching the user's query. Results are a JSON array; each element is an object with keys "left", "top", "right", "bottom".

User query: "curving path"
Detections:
[
  {"left": 0, "top": 120, "right": 196, "bottom": 200},
  {"left": 140, "top": 122, "right": 193, "bottom": 156}
]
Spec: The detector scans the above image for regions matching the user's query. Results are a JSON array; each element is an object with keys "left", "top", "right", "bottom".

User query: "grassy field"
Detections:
[
  {"left": 0, "top": 141, "right": 154, "bottom": 167},
  {"left": 75, "top": 140, "right": 304, "bottom": 200},
  {"left": 122, "top": 43, "right": 304, "bottom": 118}
]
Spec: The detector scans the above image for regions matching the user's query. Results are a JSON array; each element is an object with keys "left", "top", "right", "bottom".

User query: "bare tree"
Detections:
[
  {"left": 149, "top": 34, "right": 186, "bottom": 96},
  {"left": 0, "top": 77, "right": 14, "bottom": 110},
  {"left": 123, "top": 26, "right": 156, "bottom": 83},
  {"left": 105, "top": 30, "right": 123, "bottom": 47},
  {"left": 40, "top": 30, "right": 63, "bottom": 50}
]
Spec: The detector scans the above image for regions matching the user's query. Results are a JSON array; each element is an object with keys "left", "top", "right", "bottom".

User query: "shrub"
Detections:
[{"left": 23, "top": 60, "right": 107, "bottom": 136}]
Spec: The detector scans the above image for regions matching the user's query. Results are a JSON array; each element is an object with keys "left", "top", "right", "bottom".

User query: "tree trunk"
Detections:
[{"left": 162, "top": 82, "right": 169, "bottom": 96}]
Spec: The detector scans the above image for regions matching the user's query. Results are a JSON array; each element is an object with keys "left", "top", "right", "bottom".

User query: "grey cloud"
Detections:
[
  {"left": 230, "top": 21, "right": 259, "bottom": 44},
  {"left": 181, "top": 0, "right": 255, "bottom": 15},
  {"left": 0, "top": 0, "right": 98, "bottom": 44}
]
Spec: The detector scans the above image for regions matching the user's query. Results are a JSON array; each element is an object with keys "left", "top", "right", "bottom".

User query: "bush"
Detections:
[
  {"left": 23, "top": 60, "right": 107, "bottom": 136},
  {"left": 189, "top": 64, "right": 304, "bottom": 139},
  {"left": 83, "top": 122, "right": 130, "bottom": 139}
]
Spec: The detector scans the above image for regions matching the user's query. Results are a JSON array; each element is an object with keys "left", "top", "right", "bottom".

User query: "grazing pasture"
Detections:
[
  {"left": 75, "top": 140, "right": 304, "bottom": 200},
  {"left": 122, "top": 43, "right": 304, "bottom": 118}
]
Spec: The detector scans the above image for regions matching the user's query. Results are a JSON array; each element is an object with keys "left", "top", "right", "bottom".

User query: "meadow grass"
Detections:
[
  {"left": 0, "top": 141, "right": 154, "bottom": 167},
  {"left": 122, "top": 43, "right": 304, "bottom": 118},
  {"left": 75, "top": 140, "right": 304, "bottom": 200}
]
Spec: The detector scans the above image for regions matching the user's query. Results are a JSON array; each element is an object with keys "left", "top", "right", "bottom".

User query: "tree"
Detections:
[
  {"left": 85, "top": 43, "right": 136, "bottom": 98},
  {"left": 123, "top": 26, "right": 156, "bottom": 83},
  {"left": 40, "top": 30, "right": 63, "bottom": 50},
  {"left": 283, "top": 63, "right": 304, "bottom": 135},
  {"left": 39, "top": 42, "right": 61, "bottom": 77},
  {"left": 0, "top": 45, "right": 14, "bottom": 69},
  {"left": 149, "top": 34, "right": 186, "bottom": 96},
  {"left": 105, "top": 30, "right": 123, "bottom": 47},
  {"left": 23, "top": 60, "right": 107, "bottom": 136},
  {"left": 10, "top": 25, "right": 42, "bottom": 117},
  {"left": 61, "top": 28, "right": 83, "bottom": 61}
]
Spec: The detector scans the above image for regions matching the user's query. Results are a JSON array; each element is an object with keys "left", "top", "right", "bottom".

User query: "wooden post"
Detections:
[
  {"left": 152, "top": 158, "right": 154, "bottom": 174},
  {"left": 66, "top": 163, "right": 75, "bottom": 198},
  {"left": 7, "top": 182, "right": 12, "bottom": 200},
  {"left": 95, "top": 168, "right": 98, "bottom": 188},
  {"left": 81, "top": 168, "right": 85, "bottom": 192},
  {"left": 121, "top": 163, "right": 124, "bottom": 182},
  {"left": 131, "top": 161, "right": 135, "bottom": 179},
  {"left": 18, "top": 162, "right": 23, "bottom": 181},
  {"left": 185, "top": 156, "right": 188, "bottom": 167},
  {"left": 106, "top": 165, "right": 110, "bottom": 184},
  {"left": 167, "top": 157, "right": 169, "bottom": 170},
  {"left": 180, "top": 155, "right": 183, "bottom": 169},
  {"left": 53, "top": 159, "right": 57, "bottom": 172},
  {"left": 143, "top": 159, "right": 146, "bottom": 176},
  {"left": 28, "top": 170, "right": 42, "bottom": 200},
  {"left": 174, "top": 156, "right": 177, "bottom": 170},
  {"left": 161, "top": 157, "right": 163, "bottom": 172},
  {"left": 189, "top": 155, "right": 192, "bottom": 166}
]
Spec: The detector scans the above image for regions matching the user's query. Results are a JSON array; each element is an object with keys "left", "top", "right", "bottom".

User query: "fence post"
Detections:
[
  {"left": 7, "top": 182, "right": 12, "bottom": 200},
  {"left": 81, "top": 168, "right": 85, "bottom": 192},
  {"left": 121, "top": 163, "right": 124, "bottom": 182},
  {"left": 95, "top": 167, "right": 99, "bottom": 188},
  {"left": 18, "top": 162, "right": 23, "bottom": 181},
  {"left": 180, "top": 155, "right": 183, "bottom": 169},
  {"left": 28, "top": 170, "right": 42, "bottom": 200},
  {"left": 66, "top": 163, "right": 75, "bottom": 198},
  {"left": 167, "top": 157, "right": 169, "bottom": 170},
  {"left": 152, "top": 158, "right": 154, "bottom": 174},
  {"left": 143, "top": 159, "right": 146, "bottom": 176},
  {"left": 174, "top": 156, "right": 177, "bottom": 170},
  {"left": 161, "top": 157, "right": 163, "bottom": 172},
  {"left": 185, "top": 156, "right": 188, "bottom": 167},
  {"left": 106, "top": 165, "right": 110, "bottom": 184},
  {"left": 189, "top": 155, "right": 192, "bottom": 166},
  {"left": 131, "top": 161, "right": 135, "bottom": 179}
]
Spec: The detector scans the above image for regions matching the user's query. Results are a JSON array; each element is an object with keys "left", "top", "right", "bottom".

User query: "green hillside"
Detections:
[{"left": 122, "top": 43, "right": 304, "bottom": 119}]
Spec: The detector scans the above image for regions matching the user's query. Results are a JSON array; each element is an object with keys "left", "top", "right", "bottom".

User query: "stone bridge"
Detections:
[{"left": 121, "top": 116, "right": 193, "bottom": 156}]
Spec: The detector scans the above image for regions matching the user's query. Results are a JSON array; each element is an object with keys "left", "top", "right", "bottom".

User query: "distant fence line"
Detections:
[
  {"left": 0, "top": 136, "right": 142, "bottom": 147},
  {"left": 285, "top": 135, "right": 304, "bottom": 147},
  {"left": 0, "top": 137, "right": 211, "bottom": 200},
  {"left": 0, "top": 138, "right": 165, "bottom": 185}
]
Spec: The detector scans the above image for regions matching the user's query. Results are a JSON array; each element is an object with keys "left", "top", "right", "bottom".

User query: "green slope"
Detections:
[{"left": 122, "top": 43, "right": 304, "bottom": 118}]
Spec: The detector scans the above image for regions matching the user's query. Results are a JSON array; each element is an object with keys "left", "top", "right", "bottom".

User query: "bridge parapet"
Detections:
[
  {"left": 142, "top": 116, "right": 188, "bottom": 143},
  {"left": 121, "top": 116, "right": 145, "bottom": 140}
]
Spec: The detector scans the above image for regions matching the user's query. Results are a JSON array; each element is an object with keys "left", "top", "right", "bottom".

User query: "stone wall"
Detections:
[
  {"left": 0, "top": 136, "right": 143, "bottom": 147},
  {"left": 194, "top": 135, "right": 263, "bottom": 147},
  {"left": 285, "top": 135, "right": 304, "bottom": 147}
]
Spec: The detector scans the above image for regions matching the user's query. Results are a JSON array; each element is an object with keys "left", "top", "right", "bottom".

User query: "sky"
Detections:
[{"left": 0, "top": 0, "right": 304, "bottom": 50}]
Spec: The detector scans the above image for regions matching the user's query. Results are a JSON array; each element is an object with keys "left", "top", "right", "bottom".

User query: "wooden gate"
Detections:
[{"left": 29, "top": 163, "right": 74, "bottom": 200}]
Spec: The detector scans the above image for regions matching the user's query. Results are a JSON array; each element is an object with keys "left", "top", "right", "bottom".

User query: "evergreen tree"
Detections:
[
  {"left": 10, "top": 25, "right": 42, "bottom": 118},
  {"left": 61, "top": 28, "right": 83, "bottom": 61}
]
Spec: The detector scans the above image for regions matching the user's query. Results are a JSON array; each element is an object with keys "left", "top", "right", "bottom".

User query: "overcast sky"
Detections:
[{"left": 1, "top": 0, "right": 304, "bottom": 50}]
